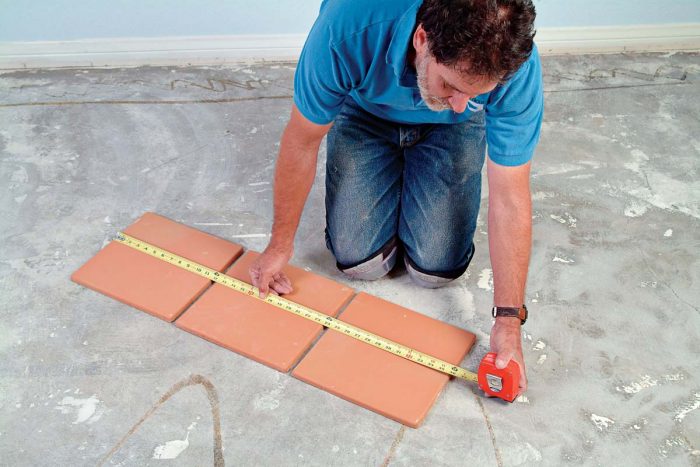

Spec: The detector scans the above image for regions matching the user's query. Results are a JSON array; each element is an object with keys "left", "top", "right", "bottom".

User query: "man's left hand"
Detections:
[{"left": 489, "top": 317, "right": 527, "bottom": 395}]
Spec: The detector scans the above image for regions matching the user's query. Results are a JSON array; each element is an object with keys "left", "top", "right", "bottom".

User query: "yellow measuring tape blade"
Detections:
[{"left": 116, "top": 232, "right": 478, "bottom": 383}]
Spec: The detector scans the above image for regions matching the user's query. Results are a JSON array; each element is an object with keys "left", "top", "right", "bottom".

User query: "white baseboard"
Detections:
[
  {"left": 535, "top": 23, "right": 700, "bottom": 55},
  {"left": 0, "top": 34, "right": 308, "bottom": 69},
  {"left": 0, "top": 24, "right": 698, "bottom": 69}
]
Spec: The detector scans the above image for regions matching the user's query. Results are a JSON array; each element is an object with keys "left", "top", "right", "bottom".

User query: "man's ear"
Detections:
[{"left": 413, "top": 24, "right": 428, "bottom": 55}]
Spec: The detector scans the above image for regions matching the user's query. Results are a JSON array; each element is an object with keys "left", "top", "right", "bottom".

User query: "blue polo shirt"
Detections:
[{"left": 293, "top": 0, "right": 544, "bottom": 166}]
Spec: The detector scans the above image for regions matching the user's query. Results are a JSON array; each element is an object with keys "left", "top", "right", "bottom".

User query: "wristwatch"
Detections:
[{"left": 492, "top": 305, "right": 528, "bottom": 325}]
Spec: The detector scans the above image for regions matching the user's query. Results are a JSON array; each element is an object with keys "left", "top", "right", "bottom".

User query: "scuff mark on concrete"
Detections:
[
  {"left": 477, "top": 268, "right": 493, "bottom": 291},
  {"left": 253, "top": 375, "right": 287, "bottom": 411},
  {"left": 590, "top": 414, "right": 615, "bottom": 431},
  {"left": 674, "top": 392, "right": 700, "bottom": 422},
  {"left": 550, "top": 213, "right": 577, "bottom": 227},
  {"left": 552, "top": 255, "right": 575, "bottom": 264},
  {"left": 152, "top": 422, "right": 197, "bottom": 460},
  {"left": 230, "top": 233, "right": 270, "bottom": 239},
  {"left": 624, "top": 201, "right": 648, "bottom": 218},
  {"left": 615, "top": 372, "right": 686, "bottom": 395},
  {"left": 616, "top": 375, "right": 658, "bottom": 394},
  {"left": 55, "top": 395, "right": 102, "bottom": 424},
  {"left": 515, "top": 395, "right": 530, "bottom": 404},
  {"left": 502, "top": 442, "right": 543, "bottom": 465},
  {"left": 153, "top": 433, "right": 190, "bottom": 459}
]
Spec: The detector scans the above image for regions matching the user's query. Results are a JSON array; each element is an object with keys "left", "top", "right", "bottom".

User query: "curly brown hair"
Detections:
[{"left": 416, "top": 0, "right": 536, "bottom": 81}]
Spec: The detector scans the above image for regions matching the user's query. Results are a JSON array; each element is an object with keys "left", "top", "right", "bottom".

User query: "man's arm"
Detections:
[
  {"left": 486, "top": 158, "right": 532, "bottom": 393},
  {"left": 249, "top": 104, "right": 332, "bottom": 297}
]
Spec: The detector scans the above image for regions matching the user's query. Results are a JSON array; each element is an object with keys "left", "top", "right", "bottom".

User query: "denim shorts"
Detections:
[{"left": 325, "top": 97, "right": 486, "bottom": 279}]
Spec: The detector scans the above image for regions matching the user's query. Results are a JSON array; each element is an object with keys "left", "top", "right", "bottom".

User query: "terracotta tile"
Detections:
[
  {"left": 71, "top": 212, "right": 243, "bottom": 322},
  {"left": 175, "top": 251, "right": 354, "bottom": 372},
  {"left": 292, "top": 292, "right": 475, "bottom": 427}
]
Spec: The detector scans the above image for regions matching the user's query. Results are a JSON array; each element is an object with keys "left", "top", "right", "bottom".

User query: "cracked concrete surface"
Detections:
[{"left": 1, "top": 52, "right": 699, "bottom": 466}]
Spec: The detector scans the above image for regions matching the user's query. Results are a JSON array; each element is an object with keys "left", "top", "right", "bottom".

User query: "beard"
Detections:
[{"left": 416, "top": 54, "right": 451, "bottom": 112}]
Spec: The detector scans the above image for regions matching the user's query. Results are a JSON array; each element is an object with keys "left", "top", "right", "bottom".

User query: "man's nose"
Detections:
[{"left": 448, "top": 94, "right": 469, "bottom": 113}]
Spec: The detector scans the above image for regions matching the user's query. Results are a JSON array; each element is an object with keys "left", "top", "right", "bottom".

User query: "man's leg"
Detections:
[
  {"left": 325, "top": 99, "right": 402, "bottom": 280},
  {"left": 399, "top": 113, "right": 486, "bottom": 288}
]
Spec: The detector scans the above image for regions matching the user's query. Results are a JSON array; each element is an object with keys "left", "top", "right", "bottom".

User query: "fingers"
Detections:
[
  {"left": 270, "top": 281, "right": 289, "bottom": 295},
  {"left": 257, "top": 274, "right": 271, "bottom": 298},
  {"left": 249, "top": 265, "right": 294, "bottom": 299},
  {"left": 509, "top": 354, "right": 527, "bottom": 394},
  {"left": 249, "top": 265, "right": 270, "bottom": 298},
  {"left": 493, "top": 348, "right": 529, "bottom": 395},
  {"left": 271, "top": 273, "right": 293, "bottom": 294},
  {"left": 249, "top": 266, "right": 261, "bottom": 290},
  {"left": 495, "top": 349, "right": 514, "bottom": 369},
  {"left": 276, "top": 273, "right": 293, "bottom": 292},
  {"left": 501, "top": 353, "right": 528, "bottom": 393},
  {"left": 262, "top": 274, "right": 292, "bottom": 296},
  {"left": 519, "top": 365, "right": 528, "bottom": 392}
]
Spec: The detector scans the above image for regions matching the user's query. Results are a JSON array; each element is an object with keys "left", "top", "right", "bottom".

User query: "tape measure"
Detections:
[{"left": 115, "top": 232, "right": 520, "bottom": 402}]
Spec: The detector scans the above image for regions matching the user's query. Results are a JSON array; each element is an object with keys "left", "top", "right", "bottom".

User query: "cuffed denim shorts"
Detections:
[{"left": 325, "top": 97, "right": 486, "bottom": 280}]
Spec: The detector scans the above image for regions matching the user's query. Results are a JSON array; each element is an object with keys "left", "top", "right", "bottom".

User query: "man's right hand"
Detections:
[{"left": 248, "top": 244, "right": 294, "bottom": 298}]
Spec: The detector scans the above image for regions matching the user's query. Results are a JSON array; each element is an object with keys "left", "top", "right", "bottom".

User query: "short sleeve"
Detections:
[
  {"left": 485, "top": 45, "right": 544, "bottom": 167},
  {"left": 293, "top": 9, "right": 358, "bottom": 125}
]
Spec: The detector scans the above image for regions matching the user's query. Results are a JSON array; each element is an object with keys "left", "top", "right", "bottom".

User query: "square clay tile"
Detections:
[
  {"left": 292, "top": 292, "right": 476, "bottom": 427},
  {"left": 175, "top": 251, "right": 354, "bottom": 372},
  {"left": 71, "top": 212, "right": 243, "bottom": 322}
]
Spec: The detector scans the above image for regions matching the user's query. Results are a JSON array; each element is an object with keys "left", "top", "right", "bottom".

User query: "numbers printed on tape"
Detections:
[{"left": 115, "top": 232, "right": 478, "bottom": 383}]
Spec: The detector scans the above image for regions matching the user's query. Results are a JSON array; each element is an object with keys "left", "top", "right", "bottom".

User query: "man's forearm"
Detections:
[
  {"left": 488, "top": 200, "right": 531, "bottom": 306},
  {"left": 248, "top": 106, "right": 330, "bottom": 297},
  {"left": 269, "top": 132, "right": 320, "bottom": 250},
  {"left": 487, "top": 168, "right": 532, "bottom": 307},
  {"left": 268, "top": 124, "right": 323, "bottom": 251}
]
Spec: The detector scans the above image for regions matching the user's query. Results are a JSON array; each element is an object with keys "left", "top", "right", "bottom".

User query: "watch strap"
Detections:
[{"left": 492, "top": 305, "right": 528, "bottom": 325}]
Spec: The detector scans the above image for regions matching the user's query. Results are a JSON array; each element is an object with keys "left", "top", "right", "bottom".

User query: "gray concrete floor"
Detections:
[{"left": 1, "top": 52, "right": 699, "bottom": 466}]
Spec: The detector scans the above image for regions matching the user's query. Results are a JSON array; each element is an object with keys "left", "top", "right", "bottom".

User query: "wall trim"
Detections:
[
  {"left": 0, "top": 34, "right": 309, "bottom": 69},
  {"left": 535, "top": 23, "right": 700, "bottom": 55},
  {"left": 1, "top": 24, "right": 699, "bottom": 69}
]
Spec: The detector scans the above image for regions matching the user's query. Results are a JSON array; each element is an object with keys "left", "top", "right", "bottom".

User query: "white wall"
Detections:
[
  {"left": 533, "top": 0, "right": 700, "bottom": 28},
  {"left": 0, "top": 0, "right": 321, "bottom": 41},
  {"left": 1, "top": 1, "right": 699, "bottom": 68},
  {"left": 1, "top": 0, "right": 699, "bottom": 42}
]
